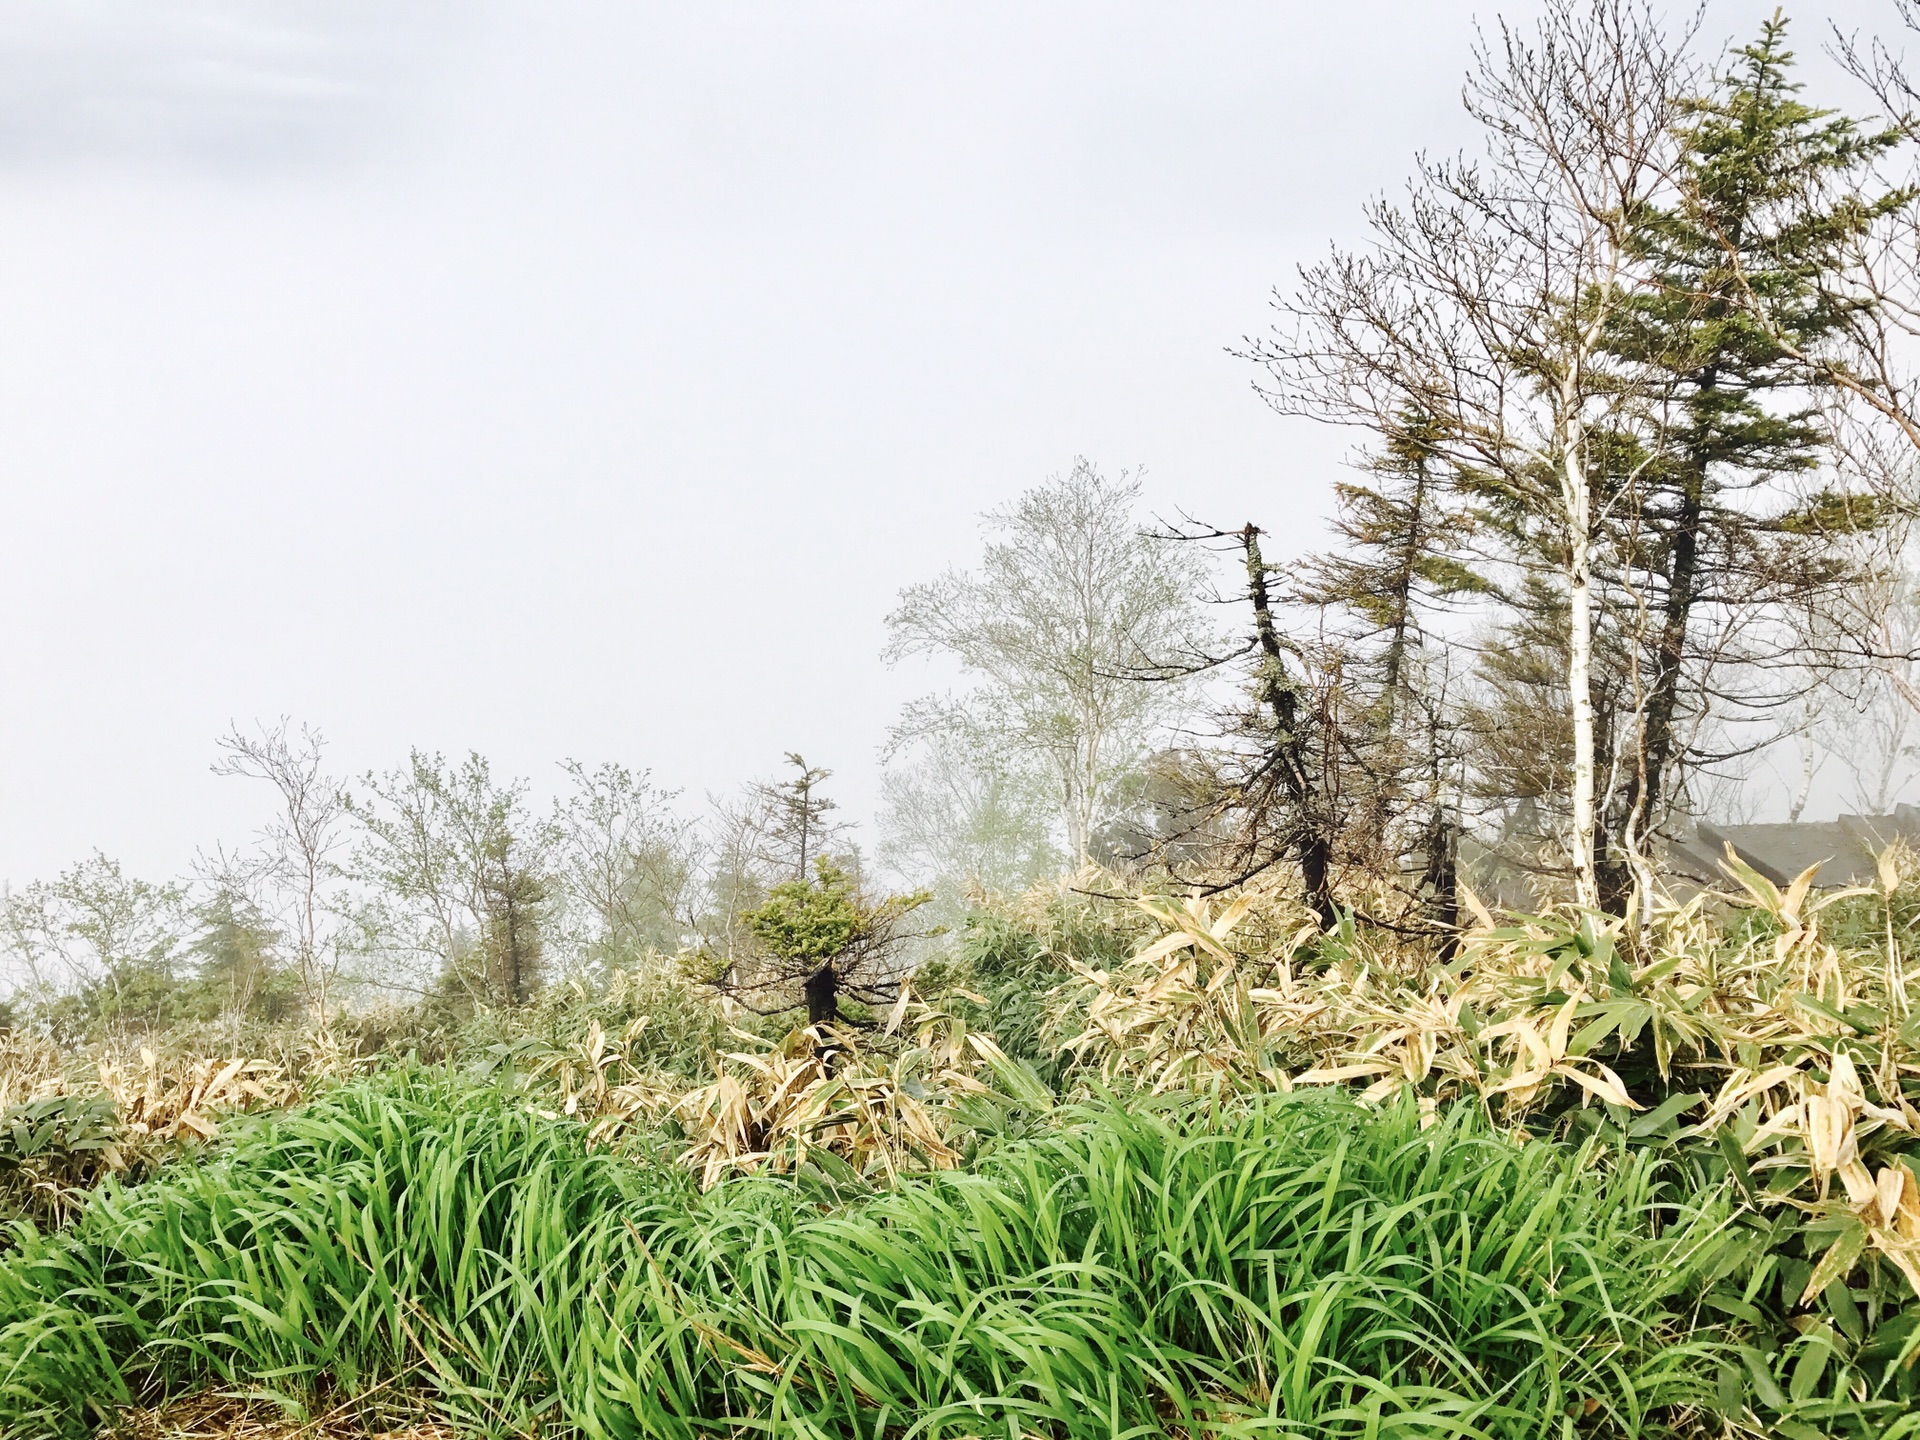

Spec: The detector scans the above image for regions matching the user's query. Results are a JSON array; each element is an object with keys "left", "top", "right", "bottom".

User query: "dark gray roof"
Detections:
[{"left": 1670, "top": 805, "right": 1920, "bottom": 888}]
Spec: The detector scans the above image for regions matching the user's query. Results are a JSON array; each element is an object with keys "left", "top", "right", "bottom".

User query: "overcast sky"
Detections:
[{"left": 0, "top": 0, "right": 1893, "bottom": 888}]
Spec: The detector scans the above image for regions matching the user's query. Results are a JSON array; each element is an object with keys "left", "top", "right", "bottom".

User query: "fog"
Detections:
[{"left": 0, "top": 0, "right": 1887, "bottom": 885}]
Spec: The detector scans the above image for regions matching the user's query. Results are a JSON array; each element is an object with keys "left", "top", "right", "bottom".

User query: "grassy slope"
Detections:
[{"left": 0, "top": 1072, "right": 1725, "bottom": 1439}]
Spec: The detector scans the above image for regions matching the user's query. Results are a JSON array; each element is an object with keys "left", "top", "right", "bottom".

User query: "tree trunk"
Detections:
[
  {"left": 804, "top": 965, "right": 839, "bottom": 1025},
  {"left": 1066, "top": 770, "right": 1091, "bottom": 865},
  {"left": 1242, "top": 526, "right": 1337, "bottom": 926},
  {"left": 1638, "top": 456, "right": 1704, "bottom": 818},
  {"left": 1423, "top": 805, "right": 1460, "bottom": 958},
  {"left": 1299, "top": 832, "right": 1335, "bottom": 925},
  {"left": 1562, "top": 406, "right": 1601, "bottom": 910},
  {"left": 1378, "top": 450, "right": 1430, "bottom": 731},
  {"left": 1615, "top": 370, "right": 1713, "bottom": 916}
]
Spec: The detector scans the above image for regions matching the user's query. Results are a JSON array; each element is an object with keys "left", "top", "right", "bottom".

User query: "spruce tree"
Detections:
[
  {"left": 755, "top": 754, "right": 849, "bottom": 881},
  {"left": 191, "top": 889, "right": 282, "bottom": 1028},
  {"left": 1305, "top": 411, "right": 1486, "bottom": 727},
  {"left": 478, "top": 827, "right": 547, "bottom": 1008},
  {"left": 1301, "top": 411, "right": 1486, "bottom": 916},
  {"left": 1601, "top": 15, "right": 1903, "bottom": 891}
]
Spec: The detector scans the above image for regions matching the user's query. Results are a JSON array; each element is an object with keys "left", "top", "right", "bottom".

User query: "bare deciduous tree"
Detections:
[
  {"left": 885, "top": 460, "right": 1210, "bottom": 862},
  {"left": 1249, "top": 1, "right": 1691, "bottom": 906},
  {"left": 544, "top": 760, "right": 693, "bottom": 972},
  {"left": 213, "top": 719, "right": 345, "bottom": 1024},
  {"left": 345, "top": 749, "right": 549, "bottom": 1008},
  {"left": 877, "top": 730, "right": 1059, "bottom": 905},
  {"left": 1812, "top": 561, "right": 1920, "bottom": 814}
]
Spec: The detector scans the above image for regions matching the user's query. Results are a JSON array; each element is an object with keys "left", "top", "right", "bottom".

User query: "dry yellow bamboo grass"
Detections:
[{"left": 1066, "top": 851, "right": 1920, "bottom": 1298}]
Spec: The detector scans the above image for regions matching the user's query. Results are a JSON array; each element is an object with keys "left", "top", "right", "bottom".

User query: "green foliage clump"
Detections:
[
  {"left": 743, "top": 857, "right": 862, "bottom": 965},
  {"left": 0, "top": 1069, "right": 1732, "bottom": 1439}
]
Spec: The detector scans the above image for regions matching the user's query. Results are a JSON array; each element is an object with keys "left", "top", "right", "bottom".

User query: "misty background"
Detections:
[{"left": 0, "top": 0, "right": 1889, "bottom": 889}]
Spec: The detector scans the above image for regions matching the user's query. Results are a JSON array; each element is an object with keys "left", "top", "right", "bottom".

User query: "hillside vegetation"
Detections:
[
  {"left": 21, "top": 1, "right": 1920, "bottom": 1435},
  {"left": 0, "top": 869, "right": 1915, "bottom": 1438}
]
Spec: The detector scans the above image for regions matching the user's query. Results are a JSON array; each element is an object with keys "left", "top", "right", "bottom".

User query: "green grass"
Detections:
[{"left": 0, "top": 1072, "right": 1732, "bottom": 1438}]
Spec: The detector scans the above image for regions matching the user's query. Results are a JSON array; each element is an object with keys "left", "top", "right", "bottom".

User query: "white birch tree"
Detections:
[
  {"left": 884, "top": 461, "right": 1210, "bottom": 863},
  {"left": 1248, "top": 0, "right": 1688, "bottom": 906}
]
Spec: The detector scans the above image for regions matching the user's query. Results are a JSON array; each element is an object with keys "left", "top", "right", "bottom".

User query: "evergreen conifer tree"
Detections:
[
  {"left": 1305, "top": 411, "right": 1487, "bottom": 728},
  {"left": 1598, "top": 15, "right": 1904, "bottom": 895}
]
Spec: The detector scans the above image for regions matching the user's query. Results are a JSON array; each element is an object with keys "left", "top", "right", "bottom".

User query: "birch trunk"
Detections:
[{"left": 1561, "top": 399, "right": 1600, "bottom": 909}]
